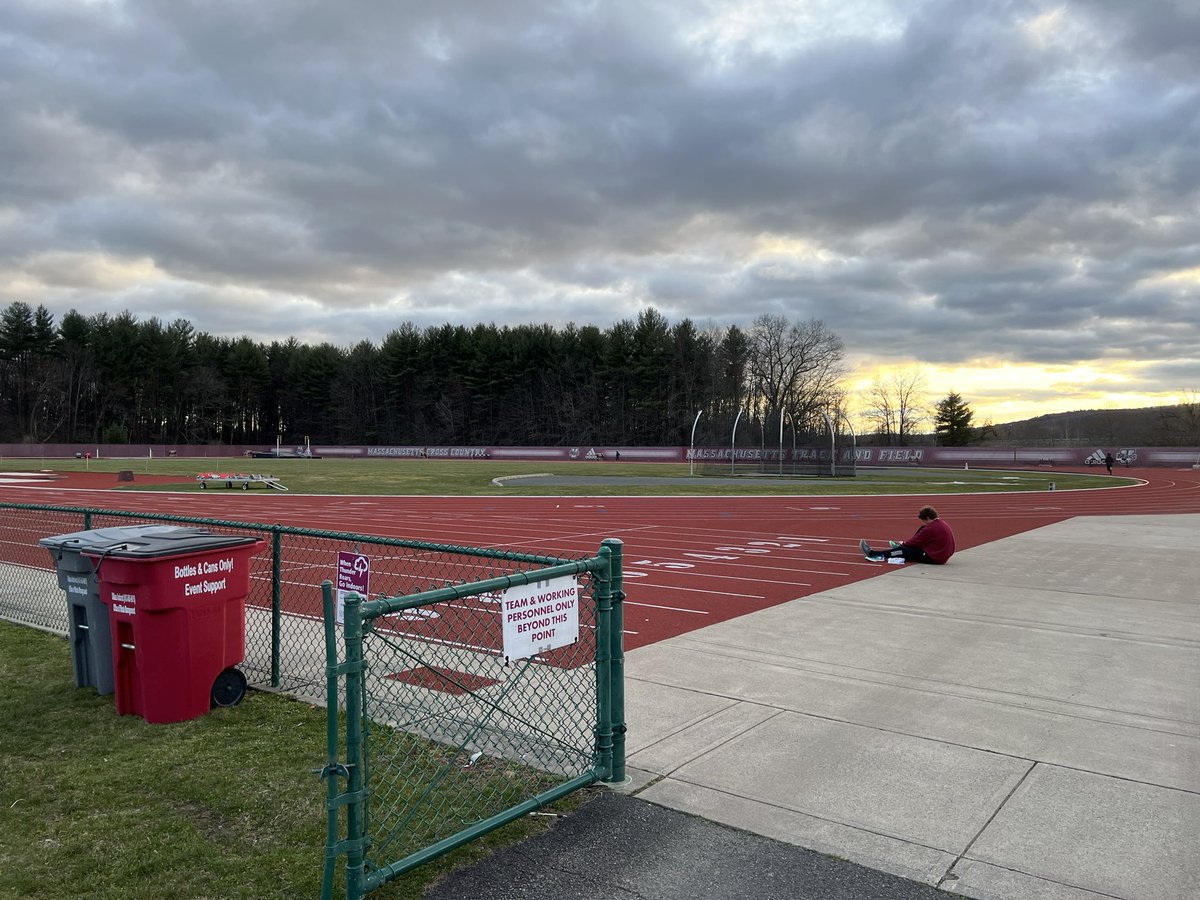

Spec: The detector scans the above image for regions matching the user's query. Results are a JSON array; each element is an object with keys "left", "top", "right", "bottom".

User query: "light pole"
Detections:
[{"left": 689, "top": 410, "right": 703, "bottom": 477}]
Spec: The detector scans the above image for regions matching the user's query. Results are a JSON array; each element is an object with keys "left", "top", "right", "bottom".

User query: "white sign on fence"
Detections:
[{"left": 500, "top": 576, "right": 580, "bottom": 662}]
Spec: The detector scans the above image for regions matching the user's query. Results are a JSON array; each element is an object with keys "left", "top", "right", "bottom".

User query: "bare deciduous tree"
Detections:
[
  {"left": 860, "top": 367, "right": 928, "bottom": 445},
  {"left": 747, "top": 315, "right": 846, "bottom": 428},
  {"left": 1159, "top": 388, "right": 1200, "bottom": 446}
]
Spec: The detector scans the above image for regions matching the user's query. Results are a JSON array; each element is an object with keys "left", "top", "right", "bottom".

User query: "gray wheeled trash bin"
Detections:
[{"left": 39, "top": 525, "right": 208, "bottom": 694}]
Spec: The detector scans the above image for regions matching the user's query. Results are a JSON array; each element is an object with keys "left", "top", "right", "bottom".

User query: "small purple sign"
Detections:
[
  {"left": 335, "top": 552, "right": 370, "bottom": 624},
  {"left": 337, "top": 551, "right": 370, "bottom": 595}
]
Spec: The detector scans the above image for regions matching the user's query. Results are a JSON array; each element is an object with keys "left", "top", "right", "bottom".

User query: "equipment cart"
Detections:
[{"left": 195, "top": 472, "right": 288, "bottom": 491}]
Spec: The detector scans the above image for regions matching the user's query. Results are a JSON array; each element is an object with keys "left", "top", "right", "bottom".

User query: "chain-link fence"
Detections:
[
  {"left": 0, "top": 501, "right": 626, "bottom": 900},
  {"left": 322, "top": 539, "right": 624, "bottom": 899},
  {"left": 0, "top": 501, "right": 589, "bottom": 702}
]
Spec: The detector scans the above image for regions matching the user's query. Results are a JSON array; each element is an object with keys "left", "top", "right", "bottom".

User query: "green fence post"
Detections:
[
  {"left": 343, "top": 592, "right": 367, "bottom": 900},
  {"left": 593, "top": 544, "right": 614, "bottom": 781},
  {"left": 602, "top": 538, "right": 626, "bottom": 783},
  {"left": 82, "top": 510, "right": 92, "bottom": 530},
  {"left": 320, "top": 581, "right": 340, "bottom": 900},
  {"left": 271, "top": 527, "right": 282, "bottom": 687}
]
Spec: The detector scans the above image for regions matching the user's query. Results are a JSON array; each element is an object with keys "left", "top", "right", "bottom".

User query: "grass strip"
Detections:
[{"left": 0, "top": 621, "right": 589, "bottom": 900}]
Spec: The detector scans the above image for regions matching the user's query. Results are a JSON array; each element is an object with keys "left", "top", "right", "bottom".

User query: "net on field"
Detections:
[{"left": 688, "top": 409, "right": 856, "bottom": 477}]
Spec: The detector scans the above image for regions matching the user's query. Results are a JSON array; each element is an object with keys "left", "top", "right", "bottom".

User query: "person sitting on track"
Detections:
[{"left": 860, "top": 506, "right": 955, "bottom": 564}]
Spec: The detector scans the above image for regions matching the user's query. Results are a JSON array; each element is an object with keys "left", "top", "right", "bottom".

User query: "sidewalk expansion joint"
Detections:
[{"left": 937, "top": 759, "right": 1037, "bottom": 889}]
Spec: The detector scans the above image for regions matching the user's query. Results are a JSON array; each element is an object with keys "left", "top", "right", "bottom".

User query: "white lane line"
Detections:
[
  {"left": 623, "top": 600, "right": 711, "bottom": 615},
  {"left": 628, "top": 584, "right": 768, "bottom": 599}
]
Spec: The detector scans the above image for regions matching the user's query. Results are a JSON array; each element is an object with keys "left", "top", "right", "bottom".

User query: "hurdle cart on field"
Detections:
[{"left": 195, "top": 473, "right": 289, "bottom": 492}]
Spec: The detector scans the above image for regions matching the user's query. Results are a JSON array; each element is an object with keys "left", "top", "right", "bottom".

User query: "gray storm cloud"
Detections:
[{"left": 0, "top": 0, "right": 1196, "bottom": 390}]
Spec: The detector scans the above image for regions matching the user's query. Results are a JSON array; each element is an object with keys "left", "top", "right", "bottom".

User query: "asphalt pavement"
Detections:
[{"left": 425, "top": 791, "right": 951, "bottom": 900}]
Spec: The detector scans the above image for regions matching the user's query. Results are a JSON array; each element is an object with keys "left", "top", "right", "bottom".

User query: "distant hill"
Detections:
[{"left": 982, "top": 404, "right": 1199, "bottom": 447}]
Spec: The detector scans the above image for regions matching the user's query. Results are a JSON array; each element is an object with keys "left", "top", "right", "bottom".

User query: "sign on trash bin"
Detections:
[{"left": 500, "top": 575, "right": 580, "bottom": 662}]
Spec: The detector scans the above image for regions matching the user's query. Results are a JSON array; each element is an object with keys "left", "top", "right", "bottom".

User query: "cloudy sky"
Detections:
[{"left": 2, "top": 0, "right": 1197, "bottom": 424}]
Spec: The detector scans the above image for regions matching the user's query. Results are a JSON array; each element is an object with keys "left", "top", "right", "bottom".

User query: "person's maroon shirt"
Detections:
[{"left": 906, "top": 517, "right": 955, "bottom": 564}]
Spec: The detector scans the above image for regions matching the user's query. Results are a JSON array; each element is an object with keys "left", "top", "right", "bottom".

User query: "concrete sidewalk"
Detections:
[{"left": 428, "top": 514, "right": 1199, "bottom": 899}]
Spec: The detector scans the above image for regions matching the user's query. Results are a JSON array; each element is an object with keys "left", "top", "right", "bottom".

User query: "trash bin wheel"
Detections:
[
  {"left": 241, "top": 482, "right": 249, "bottom": 490},
  {"left": 211, "top": 667, "right": 247, "bottom": 708},
  {"left": 199, "top": 481, "right": 207, "bottom": 489}
]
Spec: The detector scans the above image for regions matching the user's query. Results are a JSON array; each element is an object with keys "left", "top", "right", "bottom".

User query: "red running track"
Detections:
[{"left": 3, "top": 467, "right": 1198, "bottom": 651}]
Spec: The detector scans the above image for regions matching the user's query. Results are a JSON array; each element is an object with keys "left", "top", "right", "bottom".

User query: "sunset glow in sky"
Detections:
[
  {"left": 847, "top": 360, "right": 1187, "bottom": 427},
  {"left": 2, "top": 1, "right": 1197, "bottom": 425}
]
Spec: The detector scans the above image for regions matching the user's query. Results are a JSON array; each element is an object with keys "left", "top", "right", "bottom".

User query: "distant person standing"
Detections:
[
  {"left": 860, "top": 506, "right": 955, "bottom": 564},
  {"left": 1104, "top": 452, "right": 1115, "bottom": 475}
]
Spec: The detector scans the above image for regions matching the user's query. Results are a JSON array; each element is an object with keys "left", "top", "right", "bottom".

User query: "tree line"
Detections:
[{"left": 0, "top": 302, "right": 854, "bottom": 447}]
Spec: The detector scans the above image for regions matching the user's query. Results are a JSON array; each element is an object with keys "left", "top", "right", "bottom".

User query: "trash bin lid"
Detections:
[
  {"left": 86, "top": 531, "right": 261, "bottom": 559},
  {"left": 38, "top": 524, "right": 208, "bottom": 553}
]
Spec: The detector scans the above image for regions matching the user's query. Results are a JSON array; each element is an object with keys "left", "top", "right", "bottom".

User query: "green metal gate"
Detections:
[{"left": 320, "top": 540, "right": 625, "bottom": 900}]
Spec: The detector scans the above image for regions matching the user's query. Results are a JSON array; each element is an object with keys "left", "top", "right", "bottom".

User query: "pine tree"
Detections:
[{"left": 934, "top": 393, "right": 974, "bottom": 446}]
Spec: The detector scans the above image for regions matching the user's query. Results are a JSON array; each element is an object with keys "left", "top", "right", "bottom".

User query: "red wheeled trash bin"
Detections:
[{"left": 84, "top": 530, "right": 264, "bottom": 724}]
